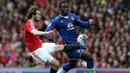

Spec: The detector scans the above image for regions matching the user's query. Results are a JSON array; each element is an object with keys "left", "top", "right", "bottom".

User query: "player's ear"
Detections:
[{"left": 32, "top": 14, "right": 35, "bottom": 18}]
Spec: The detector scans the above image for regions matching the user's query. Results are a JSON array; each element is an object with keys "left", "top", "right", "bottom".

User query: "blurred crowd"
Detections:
[{"left": 0, "top": 0, "right": 130, "bottom": 68}]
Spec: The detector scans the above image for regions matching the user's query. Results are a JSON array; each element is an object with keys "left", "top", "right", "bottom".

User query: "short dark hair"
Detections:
[
  {"left": 59, "top": 0, "right": 68, "bottom": 8},
  {"left": 27, "top": 6, "right": 40, "bottom": 19}
]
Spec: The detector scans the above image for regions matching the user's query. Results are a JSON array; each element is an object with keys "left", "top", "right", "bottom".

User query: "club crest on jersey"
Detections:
[{"left": 67, "top": 23, "right": 75, "bottom": 31}]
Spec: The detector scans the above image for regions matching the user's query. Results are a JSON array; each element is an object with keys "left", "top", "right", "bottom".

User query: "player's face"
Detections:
[
  {"left": 34, "top": 10, "right": 41, "bottom": 21},
  {"left": 60, "top": 3, "right": 69, "bottom": 16}
]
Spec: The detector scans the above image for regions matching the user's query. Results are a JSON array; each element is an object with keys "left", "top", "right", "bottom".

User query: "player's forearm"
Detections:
[
  {"left": 76, "top": 19, "right": 90, "bottom": 28},
  {"left": 34, "top": 31, "right": 48, "bottom": 36},
  {"left": 45, "top": 20, "right": 57, "bottom": 31},
  {"left": 45, "top": 28, "right": 52, "bottom": 32},
  {"left": 45, "top": 26, "right": 55, "bottom": 32},
  {"left": 31, "top": 30, "right": 48, "bottom": 36}
]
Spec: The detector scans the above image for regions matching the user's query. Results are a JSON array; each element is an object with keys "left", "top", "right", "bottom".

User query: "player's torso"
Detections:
[
  {"left": 24, "top": 29, "right": 42, "bottom": 44},
  {"left": 55, "top": 14, "right": 78, "bottom": 44},
  {"left": 24, "top": 21, "right": 42, "bottom": 52}
]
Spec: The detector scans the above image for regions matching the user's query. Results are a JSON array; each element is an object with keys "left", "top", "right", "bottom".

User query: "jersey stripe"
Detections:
[{"left": 32, "top": 52, "right": 45, "bottom": 64}]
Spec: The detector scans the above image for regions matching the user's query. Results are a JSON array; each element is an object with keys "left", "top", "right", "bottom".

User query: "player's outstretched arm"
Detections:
[
  {"left": 75, "top": 18, "right": 90, "bottom": 28},
  {"left": 45, "top": 19, "right": 57, "bottom": 32},
  {"left": 31, "top": 29, "right": 49, "bottom": 36},
  {"left": 75, "top": 18, "right": 94, "bottom": 28}
]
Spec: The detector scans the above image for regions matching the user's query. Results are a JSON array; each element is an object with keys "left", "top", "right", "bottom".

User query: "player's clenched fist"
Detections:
[
  {"left": 89, "top": 19, "right": 94, "bottom": 25},
  {"left": 46, "top": 30, "right": 55, "bottom": 39},
  {"left": 47, "top": 30, "right": 54, "bottom": 35}
]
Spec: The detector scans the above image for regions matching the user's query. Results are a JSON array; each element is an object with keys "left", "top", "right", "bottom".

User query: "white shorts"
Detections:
[{"left": 31, "top": 43, "right": 55, "bottom": 64}]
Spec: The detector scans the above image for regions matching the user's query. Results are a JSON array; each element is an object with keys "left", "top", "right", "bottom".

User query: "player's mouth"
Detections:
[{"left": 63, "top": 9, "right": 68, "bottom": 13}]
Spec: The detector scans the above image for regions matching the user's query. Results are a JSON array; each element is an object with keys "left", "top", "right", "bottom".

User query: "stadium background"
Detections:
[{"left": 0, "top": 0, "right": 129, "bottom": 73}]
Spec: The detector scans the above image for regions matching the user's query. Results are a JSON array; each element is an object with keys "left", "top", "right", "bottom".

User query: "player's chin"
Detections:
[
  {"left": 38, "top": 19, "right": 40, "bottom": 21},
  {"left": 35, "top": 19, "right": 40, "bottom": 21},
  {"left": 63, "top": 12, "right": 68, "bottom": 16}
]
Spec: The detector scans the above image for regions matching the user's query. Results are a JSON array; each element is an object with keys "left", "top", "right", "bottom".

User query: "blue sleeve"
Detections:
[
  {"left": 45, "top": 19, "right": 57, "bottom": 31},
  {"left": 73, "top": 14, "right": 90, "bottom": 28}
]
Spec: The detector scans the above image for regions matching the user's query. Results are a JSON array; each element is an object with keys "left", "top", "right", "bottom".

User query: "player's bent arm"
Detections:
[
  {"left": 31, "top": 29, "right": 48, "bottom": 36},
  {"left": 45, "top": 19, "right": 57, "bottom": 31}
]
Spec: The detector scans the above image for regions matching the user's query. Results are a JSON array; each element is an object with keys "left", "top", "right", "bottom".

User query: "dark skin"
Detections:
[
  {"left": 59, "top": 2, "right": 69, "bottom": 16},
  {"left": 59, "top": 2, "right": 94, "bottom": 70},
  {"left": 59, "top": 2, "right": 94, "bottom": 24}
]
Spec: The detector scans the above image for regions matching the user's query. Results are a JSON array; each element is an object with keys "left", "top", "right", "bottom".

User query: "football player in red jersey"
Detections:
[{"left": 24, "top": 6, "right": 87, "bottom": 73}]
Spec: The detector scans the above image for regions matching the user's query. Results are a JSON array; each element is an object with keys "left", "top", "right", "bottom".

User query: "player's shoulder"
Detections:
[
  {"left": 69, "top": 13, "right": 76, "bottom": 16},
  {"left": 68, "top": 13, "right": 78, "bottom": 19},
  {"left": 24, "top": 20, "right": 31, "bottom": 28},
  {"left": 51, "top": 16, "right": 61, "bottom": 23},
  {"left": 53, "top": 16, "right": 60, "bottom": 20}
]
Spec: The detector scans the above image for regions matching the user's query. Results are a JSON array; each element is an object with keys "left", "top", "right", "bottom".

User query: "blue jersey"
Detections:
[{"left": 46, "top": 13, "right": 90, "bottom": 45}]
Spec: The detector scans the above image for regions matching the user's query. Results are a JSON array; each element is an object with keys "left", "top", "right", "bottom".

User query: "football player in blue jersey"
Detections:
[{"left": 46, "top": 1, "right": 95, "bottom": 73}]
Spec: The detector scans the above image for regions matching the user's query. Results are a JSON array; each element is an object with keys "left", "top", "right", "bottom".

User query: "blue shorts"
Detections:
[{"left": 66, "top": 49, "right": 83, "bottom": 60}]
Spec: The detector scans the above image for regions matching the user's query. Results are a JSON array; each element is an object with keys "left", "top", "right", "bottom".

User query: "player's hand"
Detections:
[
  {"left": 89, "top": 19, "right": 94, "bottom": 25},
  {"left": 46, "top": 30, "right": 55, "bottom": 38},
  {"left": 46, "top": 30, "right": 54, "bottom": 35}
]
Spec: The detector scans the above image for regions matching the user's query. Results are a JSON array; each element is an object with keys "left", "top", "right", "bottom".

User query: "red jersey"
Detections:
[{"left": 24, "top": 20, "right": 42, "bottom": 52}]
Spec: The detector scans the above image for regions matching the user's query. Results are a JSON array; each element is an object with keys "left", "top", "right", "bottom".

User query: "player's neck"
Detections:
[
  {"left": 30, "top": 18, "right": 36, "bottom": 24},
  {"left": 60, "top": 14, "right": 69, "bottom": 18},
  {"left": 61, "top": 15, "right": 68, "bottom": 17},
  {"left": 60, "top": 13, "right": 68, "bottom": 16}
]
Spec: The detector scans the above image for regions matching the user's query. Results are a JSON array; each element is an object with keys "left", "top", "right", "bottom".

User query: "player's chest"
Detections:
[{"left": 57, "top": 18, "right": 75, "bottom": 31}]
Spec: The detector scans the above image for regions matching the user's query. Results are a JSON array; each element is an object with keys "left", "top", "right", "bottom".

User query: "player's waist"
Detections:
[
  {"left": 27, "top": 44, "right": 42, "bottom": 52},
  {"left": 62, "top": 38, "right": 77, "bottom": 43},
  {"left": 64, "top": 41, "right": 78, "bottom": 45}
]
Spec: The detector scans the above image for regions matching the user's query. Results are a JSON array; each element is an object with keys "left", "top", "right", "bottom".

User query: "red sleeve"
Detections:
[{"left": 25, "top": 21, "right": 35, "bottom": 32}]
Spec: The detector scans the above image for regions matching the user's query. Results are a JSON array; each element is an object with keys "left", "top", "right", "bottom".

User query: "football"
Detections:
[{"left": 77, "top": 34, "right": 88, "bottom": 47}]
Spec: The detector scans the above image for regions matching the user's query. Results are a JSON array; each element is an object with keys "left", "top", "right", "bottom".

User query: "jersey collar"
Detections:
[{"left": 59, "top": 15, "right": 69, "bottom": 19}]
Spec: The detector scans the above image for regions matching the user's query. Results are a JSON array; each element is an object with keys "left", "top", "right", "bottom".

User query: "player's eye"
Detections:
[
  {"left": 38, "top": 13, "right": 41, "bottom": 15},
  {"left": 62, "top": 4, "right": 68, "bottom": 8}
]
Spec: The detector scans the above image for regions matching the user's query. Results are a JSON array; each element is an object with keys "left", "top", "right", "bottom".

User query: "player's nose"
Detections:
[{"left": 64, "top": 8, "right": 68, "bottom": 10}]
